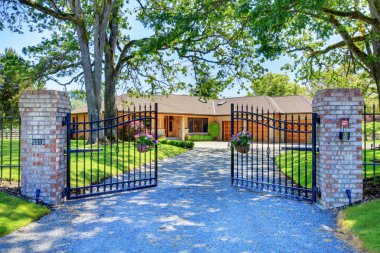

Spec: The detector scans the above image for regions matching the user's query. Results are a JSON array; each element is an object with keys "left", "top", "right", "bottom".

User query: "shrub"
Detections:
[
  {"left": 119, "top": 121, "right": 147, "bottom": 141},
  {"left": 158, "top": 137, "right": 167, "bottom": 142},
  {"left": 186, "top": 134, "right": 214, "bottom": 141},
  {"left": 161, "top": 140, "right": 194, "bottom": 149},
  {"left": 159, "top": 139, "right": 168, "bottom": 144},
  {"left": 208, "top": 122, "right": 220, "bottom": 140}
]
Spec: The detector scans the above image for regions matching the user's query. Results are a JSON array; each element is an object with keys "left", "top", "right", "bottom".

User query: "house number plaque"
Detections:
[{"left": 32, "top": 139, "right": 45, "bottom": 145}]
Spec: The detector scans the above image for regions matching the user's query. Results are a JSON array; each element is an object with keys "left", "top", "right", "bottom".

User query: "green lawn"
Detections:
[
  {"left": 339, "top": 199, "right": 380, "bottom": 253},
  {"left": 0, "top": 191, "right": 50, "bottom": 237},
  {"left": 0, "top": 139, "right": 20, "bottom": 182},
  {"left": 68, "top": 141, "right": 187, "bottom": 187},
  {"left": 276, "top": 150, "right": 380, "bottom": 189},
  {"left": 0, "top": 139, "right": 188, "bottom": 187}
]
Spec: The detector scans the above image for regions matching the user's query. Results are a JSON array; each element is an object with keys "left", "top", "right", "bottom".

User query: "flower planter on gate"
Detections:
[
  {"left": 235, "top": 144, "right": 250, "bottom": 154},
  {"left": 137, "top": 144, "right": 152, "bottom": 153}
]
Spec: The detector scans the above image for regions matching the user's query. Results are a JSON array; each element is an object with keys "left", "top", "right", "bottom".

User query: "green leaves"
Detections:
[
  {"left": 241, "top": 0, "right": 380, "bottom": 104},
  {"left": 249, "top": 72, "right": 307, "bottom": 96},
  {"left": 0, "top": 48, "right": 40, "bottom": 114}
]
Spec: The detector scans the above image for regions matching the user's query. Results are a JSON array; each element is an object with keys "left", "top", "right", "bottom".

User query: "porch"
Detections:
[{"left": 157, "top": 114, "right": 212, "bottom": 140}]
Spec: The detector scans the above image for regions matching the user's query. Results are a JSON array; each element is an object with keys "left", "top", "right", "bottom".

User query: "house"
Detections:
[{"left": 71, "top": 94, "right": 312, "bottom": 141}]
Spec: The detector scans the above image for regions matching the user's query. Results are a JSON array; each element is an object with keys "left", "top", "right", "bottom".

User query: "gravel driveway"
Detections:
[{"left": 0, "top": 147, "right": 355, "bottom": 253}]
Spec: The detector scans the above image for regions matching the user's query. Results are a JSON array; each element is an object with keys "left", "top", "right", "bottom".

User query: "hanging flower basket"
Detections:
[
  {"left": 137, "top": 143, "right": 152, "bottom": 153},
  {"left": 235, "top": 144, "right": 250, "bottom": 154},
  {"left": 228, "top": 130, "right": 254, "bottom": 154},
  {"left": 135, "top": 132, "right": 157, "bottom": 153}
]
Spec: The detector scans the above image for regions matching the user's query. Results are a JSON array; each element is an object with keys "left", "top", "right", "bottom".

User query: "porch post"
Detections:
[{"left": 180, "top": 116, "right": 186, "bottom": 141}]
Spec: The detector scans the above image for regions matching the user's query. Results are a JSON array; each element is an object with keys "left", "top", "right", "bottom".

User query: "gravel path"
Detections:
[{"left": 0, "top": 147, "right": 355, "bottom": 253}]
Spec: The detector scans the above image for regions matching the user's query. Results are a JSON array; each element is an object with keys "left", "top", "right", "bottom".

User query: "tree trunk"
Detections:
[
  {"left": 103, "top": 2, "right": 119, "bottom": 141},
  {"left": 369, "top": 0, "right": 380, "bottom": 108},
  {"left": 104, "top": 74, "right": 117, "bottom": 141},
  {"left": 71, "top": 0, "right": 105, "bottom": 144}
]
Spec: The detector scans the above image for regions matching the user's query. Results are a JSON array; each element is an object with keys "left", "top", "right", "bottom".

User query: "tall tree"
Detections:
[
  {"left": 248, "top": 72, "right": 307, "bottom": 96},
  {"left": 1, "top": 0, "right": 262, "bottom": 142},
  {"left": 308, "top": 67, "right": 377, "bottom": 104},
  {"left": 69, "top": 89, "right": 87, "bottom": 110},
  {"left": 0, "top": 48, "right": 42, "bottom": 115},
  {"left": 239, "top": 0, "right": 380, "bottom": 106}
]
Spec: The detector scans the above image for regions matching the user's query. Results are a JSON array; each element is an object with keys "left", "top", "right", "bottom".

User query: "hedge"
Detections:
[
  {"left": 186, "top": 134, "right": 214, "bottom": 141},
  {"left": 159, "top": 139, "right": 194, "bottom": 149}
]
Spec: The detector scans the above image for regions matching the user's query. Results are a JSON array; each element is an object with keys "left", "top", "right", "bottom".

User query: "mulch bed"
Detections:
[
  {"left": 0, "top": 185, "right": 22, "bottom": 197},
  {"left": 364, "top": 180, "right": 380, "bottom": 201}
]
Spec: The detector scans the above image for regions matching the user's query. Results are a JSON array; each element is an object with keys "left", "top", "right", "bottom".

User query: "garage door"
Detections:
[{"left": 222, "top": 121, "right": 270, "bottom": 142}]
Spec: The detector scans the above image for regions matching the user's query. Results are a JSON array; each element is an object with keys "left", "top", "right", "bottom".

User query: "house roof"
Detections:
[{"left": 72, "top": 94, "right": 312, "bottom": 115}]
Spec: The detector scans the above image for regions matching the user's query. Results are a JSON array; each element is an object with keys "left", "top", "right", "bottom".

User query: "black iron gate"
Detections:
[
  {"left": 0, "top": 108, "right": 21, "bottom": 191},
  {"left": 362, "top": 104, "right": 380, "bottom": 191},
  {"left": 230, "top": 104, "right": 317, "bottom": 202},
  {"left": 66, "top": 104, "right": 158, "bottom": 199}
]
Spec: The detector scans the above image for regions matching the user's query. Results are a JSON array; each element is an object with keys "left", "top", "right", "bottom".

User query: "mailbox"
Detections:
[{"left": 338, "top": 118, "right": 350, "bottom": 141}]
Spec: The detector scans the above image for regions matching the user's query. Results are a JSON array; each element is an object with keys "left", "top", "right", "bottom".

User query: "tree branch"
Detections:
[
  {"left": 321, "top": 7, "right": 379, "bottom": 26},
  {"left": 328, "top": 15, "right": 369, "bottom": 67},
  {"left": 47, "top": 0, "right": 60, "bottom": 12},
  {"left": 18, "top": 0, "right": 75, "bottom": 22},
  {"left": 46, "top": 71, "right": 83, "bottom": 86},
  {"left": 310, "top": 34, "right": 369, "bottom": 55},
  {"left": 115, "top": 38, "right": 149, "bottom": 74}
]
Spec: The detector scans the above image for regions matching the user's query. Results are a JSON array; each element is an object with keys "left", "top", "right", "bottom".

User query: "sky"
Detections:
[{"left": 0, "top": 15, "right": 295, "bottom": 98}]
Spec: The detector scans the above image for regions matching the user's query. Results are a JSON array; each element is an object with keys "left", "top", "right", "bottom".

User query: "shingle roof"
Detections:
[
  {"left": 271, "top": 96, "right": 312, "bottom": 113},
  {"left": 71, "top": 94, "right": 312, "bottom": 115}
]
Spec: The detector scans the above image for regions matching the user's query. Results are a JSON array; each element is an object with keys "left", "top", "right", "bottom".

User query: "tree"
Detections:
[
  {"left": 1, "top": 0, "right": 262, "bottom": 143},
  {"left": 69, "top": 89, "right": 86, "bottom": 110},
  {"left": 308, "top": 67, "right": 377, "bottom": 104},
  {"left": 248, "top": 72, "right": 307, "bottom": 96},
  {"left": 0, "top": 48, "right": 42, "bottom": 115},
  {"left": 239, "top": 0, "right": 380, "bottom": 106},
  {"left": 189, "top": 76, "right": 223, "bottom": 99}
]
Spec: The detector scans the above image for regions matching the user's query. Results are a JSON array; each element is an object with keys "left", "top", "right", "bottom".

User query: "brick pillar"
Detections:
[
  {"left": 313, "top": 89, "right": 363, "bottom": 208},
  {"left": 19, "top": 90, "right": 71, "bottom": 205}
]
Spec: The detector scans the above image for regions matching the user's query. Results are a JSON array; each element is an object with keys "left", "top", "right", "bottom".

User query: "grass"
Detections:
[
  {"left": 0, "top": 139, "right": 20, "bottom": 182},
  {"left": 0, "top": 191, "right": 50, "bottom": 237},
  {"left": 68, "top": 141, "right": 187, "bottom": 187},
  {"left": 338, "top": 199, "right": 380, "bottom": 253},
  {"left": 276, "top": 150, "right": 380, "bottom": 189},
  {"left": 0, "top": 139, "right": 188, "bottom": 187},
  {"left": 276, "top": 151, "right": 313, "bottom": 189}
]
